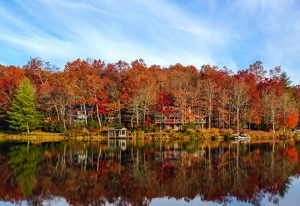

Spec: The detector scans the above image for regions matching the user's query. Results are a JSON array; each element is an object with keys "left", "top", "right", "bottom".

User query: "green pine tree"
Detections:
[
  {"left": 280, "top": 71, "right": 292, "bottom": 89},
  {"left": 7, "top": 78, "right": 42, "bottom": 133}
]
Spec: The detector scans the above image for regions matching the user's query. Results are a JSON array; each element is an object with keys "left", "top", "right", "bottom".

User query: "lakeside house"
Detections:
[
  {"left": 70, "top": 103, "right": 206, "bottom": 130},
  {"left": 154, "top": 106, "right": 205, "bottom": 130}
]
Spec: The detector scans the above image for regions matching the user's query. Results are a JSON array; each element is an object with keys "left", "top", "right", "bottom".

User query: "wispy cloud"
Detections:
[
  {"left": 0, "top": 0, "right": 300, "bottom": 83},
  {"left": 236, "top": 0, "right": 300, "bottom": 80},
  {"left": 0, "top": 0, "right": 232, "bottom": 67}
]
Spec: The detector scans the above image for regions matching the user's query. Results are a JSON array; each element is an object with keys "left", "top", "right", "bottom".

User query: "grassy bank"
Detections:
[
  {"left": 0, "top": 131, "right": 107, "bottom": 143},
  {"left": 132, "top": 128, "right": 300, "bottom": 141},
  {"left": 0, "top": 128, "right": 299, "bottom": 143}
]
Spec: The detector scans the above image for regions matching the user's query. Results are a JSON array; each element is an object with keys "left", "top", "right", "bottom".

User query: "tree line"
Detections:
[{"left": 0, "top": 57, "right": 299, "bottom": 133}]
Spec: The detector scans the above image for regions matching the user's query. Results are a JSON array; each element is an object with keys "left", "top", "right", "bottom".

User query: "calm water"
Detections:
[{"left": 0, "top": 139, "right": 300, "bottom": 206}]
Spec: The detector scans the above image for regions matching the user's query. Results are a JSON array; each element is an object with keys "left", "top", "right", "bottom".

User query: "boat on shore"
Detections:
[{"left": 233, "top": 133, "right": 251, "bottom": 141}]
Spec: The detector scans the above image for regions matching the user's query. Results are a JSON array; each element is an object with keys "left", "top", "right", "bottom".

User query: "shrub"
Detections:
[
  {"left": 169, "top": 130, "right": 181, "bottom": 139},
  {"left": 164, "top": 126, "right": 171, "bottom": 133},
  {"left": 63, "top": 130, "right": 78, "bottom": 138},
  {"left": 198, "top": 128, "right": 220, "bottom": 139},
  {"left": 106, "top": 121, "right": 123, "bottom": 128},
  {"left": 70, "top": 122, "right": 85, "bottom": 130},
  {"left": 42, "top": 122, "right": 65, "bottom": 133},
  {"left": 82, "top": 128, "right": 90, "bottom": 137},
  {"left": 210, "top": 128, "right": 220, "bottom": 137},
  {"left": 220, "top": 129, "right": 234, "bottom": 140},
  {"left": 186, "top": 128, "right": 197, "bottom": 139},
  {"left": 86, "top": 121, "right": 99, "bottom": 130},
  {"left": 154, "top": 131, "right": 162, "bottom": 139},
  {"left": 141, "top": 124, "right": 158, "bottom": 133},
  {"left": 182, "top": 122, "right": 196, "bottom": 132}
]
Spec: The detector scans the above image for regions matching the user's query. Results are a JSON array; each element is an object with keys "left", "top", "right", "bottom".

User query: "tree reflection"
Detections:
[
  {"left": 0, "top": 140, "right": 299, "bottom": 205},
  {"left": 8, "top": 144, "right": 43, "bottom": 196}
]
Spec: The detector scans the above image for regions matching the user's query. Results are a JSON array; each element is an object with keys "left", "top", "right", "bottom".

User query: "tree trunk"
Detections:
[
  {"left": 83, "top": 103, "right": 88, "bottom": 125},
  {"left": 143, "top": 108, "right": 146, "bottom": 126},
  {"left": 70, "top": 147, "right": 73, "bottom": 165},
  {"left": 69, "top": 103, "right": 72, "bottom": 129},
  {"left": 84, "top": 149, "right": 88, "bottom": 171},
  {"left": 272, "top": 108, "right": 275, "bottom": 134},
  {"left": 53, "top": 102, "right": 60, "bottom": 122},
  {"left": 63, "top": 112, "right": 66, "bottom": 130},
  {"left": 208, "top": 91, "right": 212, "bottom": 131},
  {"left": 26, "top": 121, "right": 30, "bottom": 134},
  {"left": 96, "top": 104, "right": 102, "bottom": 129},
  {"left": 283, "top": 109, "right": 286, "bottom": 135},
  {"left": 118, "top": 100, "right": 122, "bottom": 124},
  {"left": 136, "top": 107, "right": 139, "bottom": 127},
  {"left": 236, "top": 108, "right": 240, "bottom": 134}
]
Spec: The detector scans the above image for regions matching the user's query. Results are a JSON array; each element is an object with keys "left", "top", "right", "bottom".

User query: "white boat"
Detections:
[{"left": 233, "top": 133, "right": 251, "bottom": 140}]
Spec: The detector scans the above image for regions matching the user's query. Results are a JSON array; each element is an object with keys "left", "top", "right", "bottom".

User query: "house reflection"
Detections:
[{"left": 108, "top": 139, "right": 127, "bottom": 151}]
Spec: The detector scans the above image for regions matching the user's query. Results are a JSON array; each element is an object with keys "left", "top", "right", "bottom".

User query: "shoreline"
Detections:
[
  {"left": 0, "top": 131, "right": 107, "bottom": 143},
  {"left": 0, "top": 129, "right": 299, "bottom": 144}
]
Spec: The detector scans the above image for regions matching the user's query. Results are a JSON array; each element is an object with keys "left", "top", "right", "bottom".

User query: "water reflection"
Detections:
[
  {"left": 0, "top": 140, "right": 299, "bottom": 205},
  {"left": 9, "top": 144, "right": 43, "bottom": 196}
]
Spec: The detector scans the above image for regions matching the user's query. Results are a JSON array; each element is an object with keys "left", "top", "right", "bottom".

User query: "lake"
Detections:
[{"left": 0, "top": 139, "right": 299, "bottom": 206}]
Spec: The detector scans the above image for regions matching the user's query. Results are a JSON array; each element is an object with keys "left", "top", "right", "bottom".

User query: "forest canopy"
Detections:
[{"left": 0, "top": 57, "right": 299, "bottom": 133}]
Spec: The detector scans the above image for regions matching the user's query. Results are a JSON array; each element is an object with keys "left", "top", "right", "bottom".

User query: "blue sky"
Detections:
[{"left": 1, "top": 0, "right": 300, "bottom": 84}]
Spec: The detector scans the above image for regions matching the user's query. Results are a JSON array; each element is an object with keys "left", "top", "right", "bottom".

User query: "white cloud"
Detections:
[
  {"left": 0, "top": 0, "right": 300, "bottom": 84},
  {"left": 0, "top": 0, "right": 235, "bottom": 69}
]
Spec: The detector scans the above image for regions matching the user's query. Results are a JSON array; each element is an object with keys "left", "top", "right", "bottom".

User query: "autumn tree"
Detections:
[
  {"left": 104, "top": 61, "right": 130, "bottom": 124},
  {"left": 168, "top": 64, "right": 198, "bottom": 124},
  {"left": 64, "top": 59, "right": 90, "bottom": 125},
  {"left": 259, "top": 67, "right": 285, "bottom": 133},
  {"left": 229, "top": 76, "right": 249, "bottom": 134},
  {"left": 237, "top": 67, "right": 262, "bottom": 129},
  {"left": 293, "top": 85, "right": 300, "bottom": 126},
  {"left": 23, "top": 57, "right": 56, "bottom": 121},
  {"left": 214, "top": 67, "right": 231, "bottom": 129},
  {"left": 90, "top": 60, "right": 107, "bottom": 128},
  {"left": 47, "top": 72, "right": 72, "bottom": 130},
  {"left": 279, "top": 92, "right": 298, "bottom": 133},
  {"left": 261, "top": 89, "right": 279, "bottom": 133},
  {"left": 198, "top": 65, "right": 223, "bottom": 130},
  {"left": 125, "top": 59, "right": 149, "bottom": 127},
  {"left": 139, "top": 68, "right": 159, "bottom": 126},
  {"left": 0, "top": 66, "right": 25, "bottom": 122}
]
